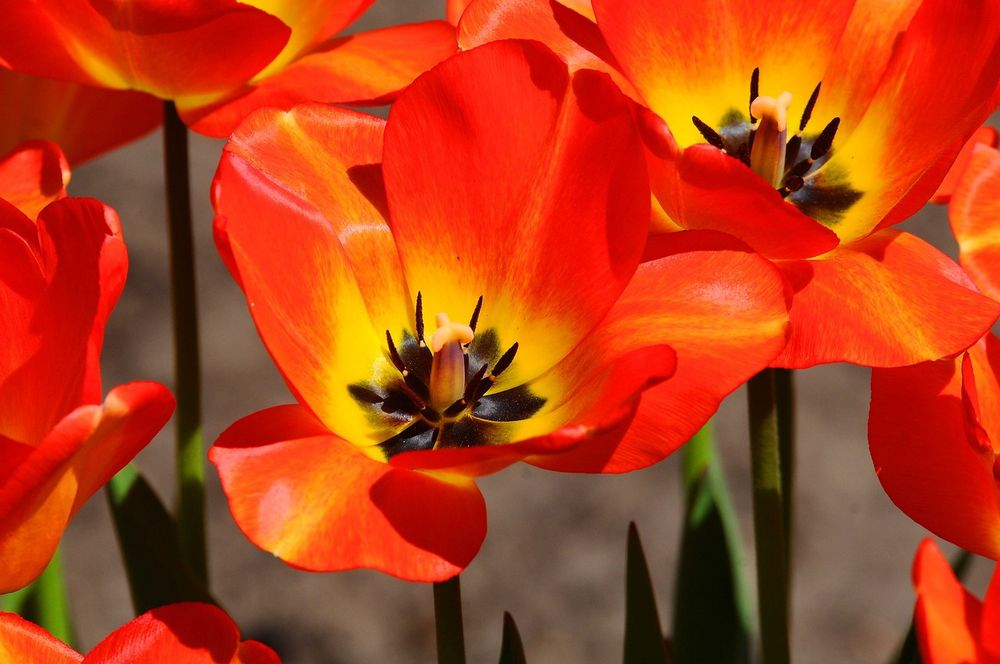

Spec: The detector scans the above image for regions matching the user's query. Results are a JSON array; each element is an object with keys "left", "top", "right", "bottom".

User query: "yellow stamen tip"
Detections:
[{"left": 430, "top": 313, "right": 474, "bottom": 353}]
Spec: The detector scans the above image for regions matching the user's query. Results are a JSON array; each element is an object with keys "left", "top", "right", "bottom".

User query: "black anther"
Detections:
[
  {"left": 468, "top": 295, "right": 484, "bottom": 333},
  {"left": 800, "top": 82, "right": 821, "bottom": 132},
  {"left": 784, "top": 135, "right": 802, "bottom": 168},
  {"left": 810, "top": 117, "right": 840, "bottom": 160},
  {"left": 779, "top": 175, "right": 805, "bottom": 197},
  {"left": 443, "top": 400, "right": 467, "bottom": 418},
  {"left": 749, "top": 67, "right": 760, "bottom": 123},
  {"left": 385, "top": 330, "right": 406, "bottom": 374},
  {"left": 492, "top": 343, "right": 519, "bottom": 378},
  {"left": 415, "top": 292, "right": 425, "bottom": 342},
  {"left": 692, "top": 116, "right": 728, "bottom": 151},
  {"left": 464, "top": 363, "right": 489, "bottom": 403}
]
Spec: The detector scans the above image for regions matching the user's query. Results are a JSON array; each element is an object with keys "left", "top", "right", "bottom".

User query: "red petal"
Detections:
[
  {"left": 912, "top": 539, "right": 982, "bottom": 664},
  {"left": 0, "top": 141, "right": 69, "bottom": 220},
  {"left": 213, "top": 104, "right": 411, "bottom": 445},
  {"left": 0, "top": 198, "right": 127, "bottom": 443},
  {"left": 985, "top": 564, "right": 1000, "bottom": 660},
  {"left": 383, "top": 40, "right": 649, "bottom": 386},
  {"left": 182, "top": 21, "right": 457, "bottom": 137},
  {"left": 932, "top": 126, "right": 998, "bottom": 205},
  {"left": 638, "top": 112, "right": 839, "bottom": 260},
  {"left": 85, "top": 603, "right": 241, "bottom": 663},
  {"left": 0, "top": 68, "right": 161, "bottom": 165},
  {"left": 457, "top": 0, "right": 635, "bottom": 98},
  {"left": 773, "top": 230, "right": 1000, "bottom": 368},
  {"left": 0, "top": 612, "right": 82, "bottom": 662},
  {"left": 870, "top": 339, "right": 1000, "bottom": 561},
  {"left": 211, "top": 405, "right": 486, "bottom": 581},
  {"left": 235, "top": 641, "right": 282, "bottom": 664},
  {"left": 951, "top": 143, "right": 1000, "bottom": 302},
  {"left": 0, "top": 1, "right": 291, "bottom": 99},
  {"left": 828, "top": 0, "right": 1000, "bottom": 242},
  {"left": 0, "top": 383, "right": 174, "bottom": 593}
]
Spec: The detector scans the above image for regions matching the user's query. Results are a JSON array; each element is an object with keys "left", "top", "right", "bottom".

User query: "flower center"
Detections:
[
  {"left": 690, "top": 67, "right": 859, "bottom": 221},
  {"left": 348, "top": 293, "right": 545, "bottom": 457}
]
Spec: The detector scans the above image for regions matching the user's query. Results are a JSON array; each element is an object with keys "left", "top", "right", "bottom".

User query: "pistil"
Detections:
[
  {"left": 749, "top": 92, "right": 793, "bottom": 188},
  {"left": 429, "top": 313, "right": 474, "bottom": 410}
]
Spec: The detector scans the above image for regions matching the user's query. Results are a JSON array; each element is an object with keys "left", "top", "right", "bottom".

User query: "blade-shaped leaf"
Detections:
[
  {"left": 673, "top": 424, "right": 753, "bottom": 664},
  {"left": 498, "top": 611, "right": 527, "bottom": 664},
  {"left": 105, "top": 466, "right": 214, "bottom": 615},
  {"left": 624, "top": 522, "right": 669, "bottom": 664}
]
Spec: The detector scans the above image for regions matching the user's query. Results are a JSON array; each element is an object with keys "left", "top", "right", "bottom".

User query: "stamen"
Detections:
[
  {"left": 468, "top": 295, "right": 484, "bottom": 333},
  {"left": 692, "top": 116, "right": 728, "bottom": 151},
  {"left": 778, "top": 175, "right": 805, "bottom": 198},
  {"left": 385, "top": 330, "right": 407, "bottom": 375},
  {"left": 464, "top": 363, "right": 489, "bottom": 403},
  {"left": 415, "top": 292, "right": 425, "bottom": 344},
  {"left": 749, "top": 91, "right": 793, "bottom": 188},
  {"left": 492, "top": 342, "right": 519, "bottom": 378},
  {"left": 749, "top": 67, "right": 760, "bottom": 124},
  {"left": 810, "top": 117, "right": 840, "bottom": 160},
  {"left": 348, "top": 385, "right": 384, "bottom": 404},
  {"left": 784, "top": 135, "right": 802, "bottom": 170},
  {"left": 799, "top": 82, "right": 821, "bottom": 132}
]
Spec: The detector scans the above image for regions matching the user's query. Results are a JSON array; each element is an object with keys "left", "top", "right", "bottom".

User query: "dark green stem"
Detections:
[
  {"left": 747, "top": 369, "right": 790, "bottom": 664},
  {"left": 163, "top": 101, "right": 207, "bottom": 586},
  {"left": 774, "top": 368, "right": 795, "bottom": 593},
  {"left": 434, "top": 576, "right": 466, "bottom": 664},
  {"left": 1, "top": 550, "right": 74, "bottom": 645}
]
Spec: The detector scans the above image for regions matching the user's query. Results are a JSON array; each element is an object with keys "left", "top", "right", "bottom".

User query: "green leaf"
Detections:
[
  {"left": 672, "top": 424, "right": 753, "bottom": 664},
  {"left": 105, "top": 466, "right": 214, "bottom": 615},
  {"left": 624, "top": 522, "right": 669, "bottom": 664},
  {"left": 498, "top": 612, "right": 527, "bottom": 664}
]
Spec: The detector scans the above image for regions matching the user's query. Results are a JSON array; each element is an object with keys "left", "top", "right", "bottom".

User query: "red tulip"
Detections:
[
  {"left": 209, "top": 40, "right": 791, "bottom": 581},
  {"left": 0, "top": 1, "right": 457, "bottom": 137},
  {"left": 458, "top": 0, "right": 1000, "bottom": 368},
  {"left": 0, "top": 68, "right": 161, "bottom": 165},
  {"left": 0, "top": 603, "right": 280, "bottom": 663},
  {"left": 870, "top": 141, "right": 1000, "bottom": 559},
  {"left": 0, "top": 141, "right": 174, "bottom": 593},
  {"left": 912, "top": 539, "right": 1000, "bottom": 664}
]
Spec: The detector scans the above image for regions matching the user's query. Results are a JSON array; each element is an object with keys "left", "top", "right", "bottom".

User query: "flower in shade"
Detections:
[
  {"left": 0, "top": 140, "right": 174, "bottom": 593},
  {"left": 209, "top": 40, "right": 790, "bottom": 581},
  {"left": 458, "top": 0, "right": 1000, "bottom": 368},
  {"left": 0, "top": 603, "right": 279, "bottom": 663},
  {"left": 870, "top": 138, "right": 1000, "bottom": 560},
  {"left": 0, "top": 68, "right": 161, "bottom": 165},
  {"left": 0, "top": 0, "right": 458, "bottom": 137},
  {"left": 911, "top": 539, "right": 1000, "bottom": 664}
]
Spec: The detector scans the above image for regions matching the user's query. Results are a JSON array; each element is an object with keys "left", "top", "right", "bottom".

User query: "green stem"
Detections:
[
  {"left": 774, "top": 368, "right": 795, "bottom": 593},
  {"left": 1, "top": 550, "right": 74, "bottom": 646},
  {"left": 433, "top": 576, "right": 466, "bottom": 664},
  {"left": 163, "top": 101, "right": 207, "bottom": 586},
  {"left": 747, "top": 369, "right": 790, "bottom": 664}
]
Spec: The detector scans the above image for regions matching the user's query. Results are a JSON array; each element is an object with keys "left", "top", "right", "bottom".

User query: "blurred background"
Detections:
[{"left": 55, "top": 2, "right": 996, "bottom": 662}]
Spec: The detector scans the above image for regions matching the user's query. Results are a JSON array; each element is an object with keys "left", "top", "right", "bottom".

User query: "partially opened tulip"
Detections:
[
  {"left": 458, "top": 0, "right": 1000, "bottom": 368},
  {"left": 0, "top": 141, "right": 174, "bottom": 593},
  {"left": 870, "top": 140, "right": 1000, "bottom": 560},
  {"left": 0, "top": 603, "right": 279, "bottom": 663},
  {"left": 0, "top": 67, "right": 161, "bottom": 165},
  {"left": 911, "top": 539, "right": 1000, "bottom": 664},
  {"left": 210, "top": 40, "right": 790, "bottom": 580},
  {"left": 0, "top": 0, "right": 458, "bottom": 137}
]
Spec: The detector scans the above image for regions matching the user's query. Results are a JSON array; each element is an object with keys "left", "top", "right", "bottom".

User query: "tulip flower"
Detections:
[
  {"left": 0, "top": 141, "right": 174, "bottom": 593},
  {"left": 209, "top": 40, "right": 791, "bottom": 580},
  {"left": 869, "top": 140, "right": 1000, "bottom": 560},
  {"left": 0, "top": 603, "right": 279, "bottom": 663},
  {"left": 911, "top": 539, "right": 1000, "bottom": 664},
  {"left": 0, "top": 1, "right": 457, "bottom": 137},
  {"left": 457, "top": 0, "right": 1000, "bottom": 368},
  {"left": 0, "top": 68, "right": 161, "bottom": 165}
]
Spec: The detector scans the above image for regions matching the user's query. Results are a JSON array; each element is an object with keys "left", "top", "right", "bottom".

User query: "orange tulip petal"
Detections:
[
  {"left": 211, "top": 405, "right": 486, "bottom": 581},
  {"left": 828, "top": 0, "right": 1000, "bottom": 242},
  {"left": 932, "top": 126, "right": 998, "bottom": 205},
  {"left": 182, "top": 21, "right": 457, "bottom": 137},
  {"left": 0, "top": 382, "right": 173, "bottom": 593},
  {"left": 0, "top": 68, "right": 161, "bottom": 166},
  {"left": 773, "top": 230, "right": 1000, "bottom": 368},
  {"left": 951, "top": 143, "right": 1000, "bottom": 302},
  {"left": 912, "top": 539, "right": 983, "bottom": 664},
  {"left": 213, "top": 105, "right": 413, "bottom": 445},
  {"left": 457, "top": 0, "right": 634, "bottom": 97},
  {"left": 0, "top": 141, "right": 69, "bottom": 220},
  {"left": 638, "top": 111, "right": 839, "bottom": 259},
  {"left": 985, "top": 566, "right": 1000, "bottom": 660},
  {"left": 85, "top": 603, "right": 245, "bottom": 663},
  {"left": 383, "top": 40, "right": 649, "bottom": 387},
  {"left": 0, "top": 198, "right": 127, "bottom": 444},
  {"left": 555, "top": 230, "right": 790, "bottom": 472},
  {"left": 448, "top": 0, "right": 473, "bottom": 24},
  {"left": 0, "top": 612, "right": 82, "bottom": 663},
  {"left": 0, "top": 1, "right": 291, "bottom": 98},
  {"left": 871, "top": 339, "right": 1000, "bottom": 560}
]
